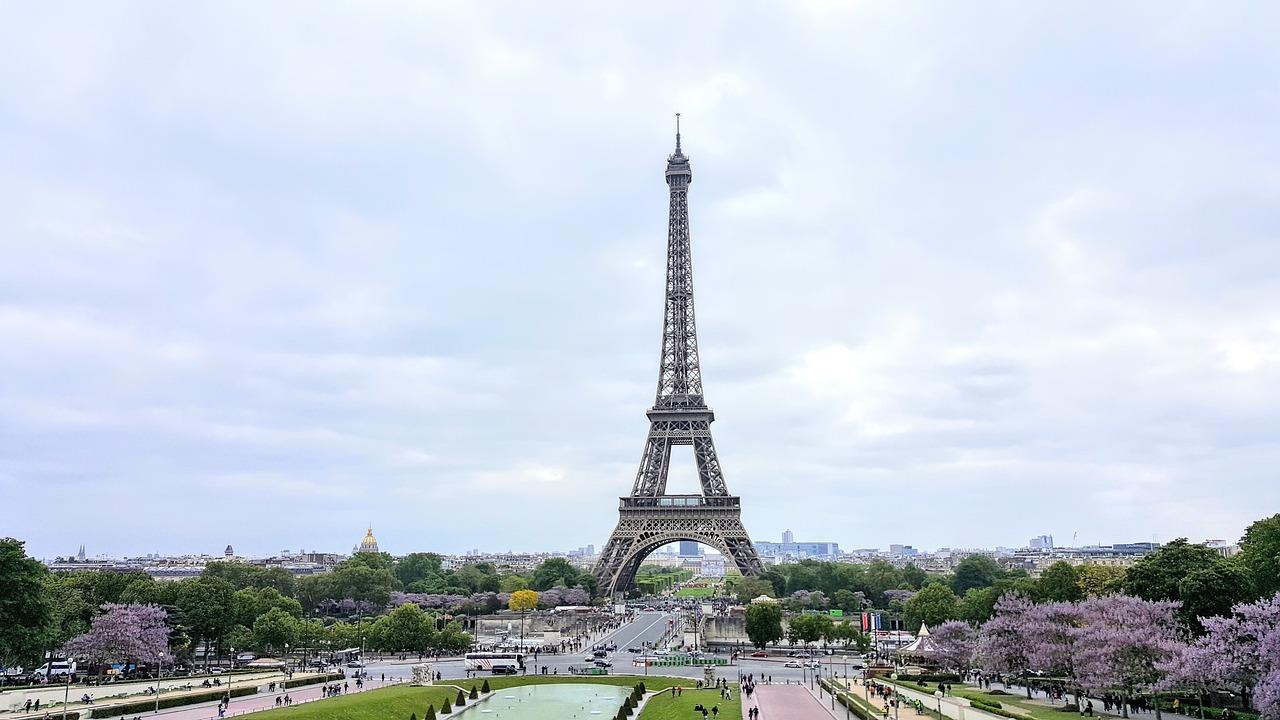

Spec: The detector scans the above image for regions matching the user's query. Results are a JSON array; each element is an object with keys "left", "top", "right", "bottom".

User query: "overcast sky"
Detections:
[{"left": 2, "top": 3, "right": 1277, "bottom": 560}]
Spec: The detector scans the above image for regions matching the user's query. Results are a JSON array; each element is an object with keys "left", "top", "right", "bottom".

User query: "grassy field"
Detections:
[
  {"left": 892, "top": 680, "right": 1071, "bottom": 720},
  {"left": 675, "top": 587, "right": 718, "bottom": 598},
  {"left": 253, "top": 675, "right": 703, "bottom": 719},
  {"left": 639, "top": 688, "right": 741, "bottom": 720}
]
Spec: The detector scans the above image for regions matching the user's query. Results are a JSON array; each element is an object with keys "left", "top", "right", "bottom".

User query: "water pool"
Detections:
[{"left": 452, "top": 683, "right": 633, "bottom": 720}]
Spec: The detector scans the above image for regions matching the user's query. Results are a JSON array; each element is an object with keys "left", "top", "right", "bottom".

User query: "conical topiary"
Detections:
[
  {"left": 455, "top": 689, "right": 466, "bottom": 706},
  {"left": 469, "top": 686, "right": 479, "bottom": 700},
  {"left": 481, "top": 679, "right": 491, "bottom": 693},
  {"left": 411, "top": 714, "right": 417, "bottom": 720},
  {"left": 637, "top": 682, "right": 646, "bottom": 695},
  {"left": 440, "top": 697, "right": 452, "bottom": 714},
  {"left": 425, "top": 705, "right": 436, "bottom": 720}
]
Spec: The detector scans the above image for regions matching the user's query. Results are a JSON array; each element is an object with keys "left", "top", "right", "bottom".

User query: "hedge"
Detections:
[
  {"left": 92, "top": 686, "right": 256, "bottom": 717},
  {"left": 824, "top": 679, "right": 876, "bottom": 720},
  {"left": 1156, "top": 703, "right": 1259, "bottom": 720},
  {"left": 284, "top": 672, "right": 343, "bottom": 689},
  {"left": 970, "top": 699, "right": 1023, "bottom": 719},
  {"left": 900, "top": 673, "right": 962, "bottom": 683}
]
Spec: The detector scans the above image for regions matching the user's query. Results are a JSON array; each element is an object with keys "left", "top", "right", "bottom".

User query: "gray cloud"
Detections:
[{"left": 1, "top": 2, "right": 1277, "bottom": 558}]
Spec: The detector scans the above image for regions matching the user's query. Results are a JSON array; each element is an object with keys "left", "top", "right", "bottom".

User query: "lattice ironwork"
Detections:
[{"left": 594, "top": 123, "right": 763, "bottom": 597}]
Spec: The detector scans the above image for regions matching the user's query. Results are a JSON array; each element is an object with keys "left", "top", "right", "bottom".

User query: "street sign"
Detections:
[{"left": 830, "top": 609, "right": 844, "bottom": 617}]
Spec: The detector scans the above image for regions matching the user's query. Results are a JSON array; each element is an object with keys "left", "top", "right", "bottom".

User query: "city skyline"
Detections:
[{"left": 3, "top": 4, "right": 1278, "bottom": 560}]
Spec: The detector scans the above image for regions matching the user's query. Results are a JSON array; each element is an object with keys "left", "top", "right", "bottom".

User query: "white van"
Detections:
[{"left": 32, "top": 660, "right": 77, "bottom": 680}]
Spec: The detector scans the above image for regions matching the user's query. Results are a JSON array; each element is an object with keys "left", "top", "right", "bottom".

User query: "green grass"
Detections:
[
  {"left": 252, "top": 684, "right": 460, "bottom": 720},
  {"left": 675, "top": 587, "right": 719, "bottom": 598},
  {"left": 253, "top": 675, "right": 702, "bottom": 719},
  {"left": 639, "top": 688, "right": 740, "bottom": 720},
  {"left": 890, "top": 681, "right": 1070, "bottom": 720}
]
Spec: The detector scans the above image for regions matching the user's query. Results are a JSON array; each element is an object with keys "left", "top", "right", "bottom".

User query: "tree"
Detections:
[
  {"left": 958, "top": 587, "right": 1000, "bottom": 623},
  {"left": 176, "top": 577, "right": 235, "bottom": 667},
  {"left": 1036, "top": 562, "right": 1083, "bottom": 602},
  {"left": 930, "top": 620, "right": 977, "bottom": 671},
  {"left": 64, "top": 603, "right": 170, "bottom": 664},
  {"left": 508, "top": 590, "right": 539, "bottom": 613},
  {"left": 904, "top": 583, "right": 958, "bottom": 630},
  {"left": 0, "top": 539, "right": 51, "bottom": 666},
  {"left": 531, "top": 559, "right": 587, "bottom": 592},
  {"left": 499, "top": 575, "right": 531, "bottom": 593},
  {"left": 252, "top": 607, "right": 298, "bottom": 653},
  {"left": 902, "top": 564, "right": 930, "bottom": 591},
  {"left": 1025, "top": 601, "right": 1085, "bottom": 707},
  {"left": 977, "top": 593, "right": 1037, "bottom": 698},
  {"left": 951, "top": 555, "right": 1004, "bottom": 595},
  {"left": 1077, "top": 565, "right": 1126, "bottom": 597},
  {"left": 1238, "top": 514, "right": 1280, "bottom": 599},
  {"left": 1178, "top": 591, "right": 1280, "bottom": 713},
  {"left": 1072, "top": 595, "right": 1183, "bottom": 716},
  {"left": 395, "top": 553, "right": 444, "bottom": 587},
  {"left": 1123, "top": 539, "right": 1250, "bottom": 633},
  {"left": 788, "top": 614, "right": 834, "bottom": 645},
  {"left": 734, "top": 577, "right": 776, "bottom": 604},
  {"left": 745, "top": 601, "right": 784, "bottom": 649}
]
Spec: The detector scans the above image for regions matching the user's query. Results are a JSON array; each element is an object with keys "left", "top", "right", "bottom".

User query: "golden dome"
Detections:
[{"left": 358, "top": 526, "right": 379, "bottom": 553}]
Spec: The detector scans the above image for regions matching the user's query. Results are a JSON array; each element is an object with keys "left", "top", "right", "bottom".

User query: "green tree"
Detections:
[
  {"left": 950, "top": 555, "right": 1003, "bottom": 595},
  {"left": 499, "top": 574, "right": 531, "bottom": 593},
  {"left": 176, "top": 576, "right": 236, "bottom": 667},
  {"left": 376, "top": 603, "right": 433, "bottom": 652},
  {"left": 734, "top": 577, "right": 776, "bottom": 603},
  {"left": 832, "top": 589, "right": 862, "bottom": 613},
  {"left": 0, "top": 539, "right": 51, "bottom": 666},
  {"left": 1035, "top": 562, "right": 1083, "bottom": 602},
  {"left": 202, "top": 562, "right": 296, "bottom": 596},
  {"left": 744, "top": 601, "right": 784, "bottom": 650},
  {"left": 901, "top": 564, "right": 929, "bottom": 591},
  {"left": 1122, "top": 538, "right": 1250, "bottom": 632},
  {"left": 957, "top": 586, "right": 1000, "bottom": 623},
  {"left": 1076, "top": 564, "right": 1125, "bottom": 596},
  {"left": 1237, "top": 513, "right": 1280, "bottom": 598},
  {"left": 340, "top": 552, "right": 397, "bottom": 572},
  {"left": 788, "top": 613, "right": 834, "bottom": 645},
  {"left": 252, "top": 607, "right": 298, "bottom": 653},
  {"left": 394, "top": 553, "right": 443, "bottom": 586},
  {"left": 531, "top": 558, "right": 587, "bottom": 591},
  {"left": 119, "top": 577, "right": 164, "bottom": 605},
  {"left": 903, "top": 582, "right": 958, "bottom": 630}
]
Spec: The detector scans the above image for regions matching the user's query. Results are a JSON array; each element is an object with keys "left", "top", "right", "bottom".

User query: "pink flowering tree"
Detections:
[
  {"left": 1071, "top": 595, "right": 1183, "bottom": 718},
  {"left": 931, "top": 620, "right": 977, "bottom": 672},
  {"left": 1170, "top": 592, "right": 1280, "bottom": 717},
  {"left": 63, "top": 603, "right": 170, "bottom": 665},
  {"left": 1027, "top": 601, "right": 1085, "bottom": 708},
  {"left": 977, "top": 593, "right": 1037, "bottom": 697}
]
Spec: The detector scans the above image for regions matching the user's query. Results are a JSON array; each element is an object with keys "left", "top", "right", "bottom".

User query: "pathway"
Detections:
[{"left": 745, "top": 684, "right": 834, "bottom": 720}]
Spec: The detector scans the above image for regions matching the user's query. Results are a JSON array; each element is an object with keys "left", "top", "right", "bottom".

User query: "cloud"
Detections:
[{"left": 0, "top": 2, "right": 1276, "bottom": 558}]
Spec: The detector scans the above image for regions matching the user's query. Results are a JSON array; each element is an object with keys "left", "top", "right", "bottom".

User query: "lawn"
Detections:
[
  {"left": 675, "top": 587, "right": 719, "bottom": 598},
  {"left": 253, "top": 675, "right": 703, "bottom": 719},
  {"left": 252, "top": 684, "right": 460, "bottom": 720},
  {"left": 639, "top": 688, "right": 741, "bottom": 720},
  {"left": 891, "top": 680, "right": 1071, "bottom": 720}
]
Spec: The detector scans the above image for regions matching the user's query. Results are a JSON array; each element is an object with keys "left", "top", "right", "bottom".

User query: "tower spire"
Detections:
[{"left": 675, "top": 112, "right": 682, "bottom": 154}]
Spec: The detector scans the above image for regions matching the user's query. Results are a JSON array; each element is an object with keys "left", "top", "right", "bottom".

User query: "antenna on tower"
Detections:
[{"left": 675, "top": 112, "right": 682, "bottom": 153}]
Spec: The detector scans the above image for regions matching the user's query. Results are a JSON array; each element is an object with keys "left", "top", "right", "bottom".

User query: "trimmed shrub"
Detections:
[
  {"left": 637, "top": 681, "right": 646, "bottom": 695},
  {"left": 469, "top": 686, "right": 479, "bottom": 699},
  {"left": 440, "top": 697, "right": 452, "bottom": 714},
  {"left": 481, "top": 679, "right": 491, "bottom": 693},
  {"left": 93, "top": 686, "right": 256, "bottom": 718},
  {"left": 455, "top": 689, "right": 466, "bottom": 706},
  {"left": 411, "top": 713, "right": 418, "bottom": 720},
  {"left": 425, "top": 704, "right": 436, "bottom": 720},
  {"left": 285, "top": 672, "right": 344, "bottom": 689}
]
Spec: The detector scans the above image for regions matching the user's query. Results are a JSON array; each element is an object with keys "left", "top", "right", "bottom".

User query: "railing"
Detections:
[{"left": 620, "top": 495, "right": 740, "bottom": 509}]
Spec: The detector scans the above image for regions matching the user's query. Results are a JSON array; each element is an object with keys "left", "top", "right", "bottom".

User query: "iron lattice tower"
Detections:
[{"left": 594, "top": 121, "right": 764, "bottom": 596}]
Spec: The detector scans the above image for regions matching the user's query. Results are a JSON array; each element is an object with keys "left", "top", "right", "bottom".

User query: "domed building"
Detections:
[{"left": 357, "top": 526, "right": 380, "bottom": 554}]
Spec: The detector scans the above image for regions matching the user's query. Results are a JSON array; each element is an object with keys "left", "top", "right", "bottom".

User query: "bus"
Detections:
[{"left": 464, "top": 652, "right": 525, "bottom": 674}]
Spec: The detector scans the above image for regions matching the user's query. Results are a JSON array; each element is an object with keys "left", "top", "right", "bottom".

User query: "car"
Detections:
[
  {"left": 784, "top": 661, "right": 803, "bottom": 668},
  {"left": 749, "top": 651, "right": 768, "bottom": 658},
  {"left": 491, "top": 666, "right": 518, "bottom": 675},
  {"left": 642, "top": 607, "right": 656, "bottom": 612},
  {"left": 654, "top": 649, "right": 669, "bottom": 656},
  {"left": 208, "top": 667, "right": 226, "bottom": 674},
  {"left": 806, "top": 661, "right": 821, "bottom": 668},
  {"left": 794, "top": 653, "right": 812, "bottom": 659},
  {"left": 627, "top": 647, "right": 642, "bottom": 653},
  {"left": 593, "top": 659, "right": 612, "bottom": 668}
]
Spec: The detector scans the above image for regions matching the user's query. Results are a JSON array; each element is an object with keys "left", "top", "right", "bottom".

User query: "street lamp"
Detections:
[
  {"left": 155, "top": 652, "right": 166, "bottom": 714},
  {"left": 228, "top": 647, "right": 234, "bottom": 705}
]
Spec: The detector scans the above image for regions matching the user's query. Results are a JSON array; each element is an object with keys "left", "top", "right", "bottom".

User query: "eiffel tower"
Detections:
[{"left": 594, "top": 119, "right": 764, "bottom": 597}]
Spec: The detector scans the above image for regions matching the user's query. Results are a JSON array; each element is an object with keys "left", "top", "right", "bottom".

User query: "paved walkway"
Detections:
[{"left": 745, "top": 684, "right": 833, "bottom": 720}]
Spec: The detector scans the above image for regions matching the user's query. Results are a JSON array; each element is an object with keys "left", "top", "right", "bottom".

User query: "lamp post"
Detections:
[
  {"left": 155, "top": 652, "right": 165, "bottom": 714},
  {"left": 61, "top": 665, "right": 71, "bottom": 720},
  {"left": 227, "top": 647, "right": 234, "bottom": 705}
]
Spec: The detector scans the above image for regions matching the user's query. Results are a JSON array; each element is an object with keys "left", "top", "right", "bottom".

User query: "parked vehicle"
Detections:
[
  {"left": 32, "top": 660, "right": 77, "bottom": 681},
  {"left": 749, "top": 651, "right": 768, "bottom": 658},
  {"left": 784, "top": 661, "right": 803, "bottom": 668}
]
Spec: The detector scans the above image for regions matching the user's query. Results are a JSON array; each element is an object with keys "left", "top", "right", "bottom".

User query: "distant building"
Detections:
[
  {"left": 700, "top": 556, "right": 726, "bottom": 577},
  {"left": 1028, "top": 535, "right": 1054, "bottom": 550},
  {"left": 754, "top": 541, "right": 841, "bottom": 558},
  {"left": 358, "top": 527, "right": 380, "bottom": 554},
  {"left": 888, "top": 544, "right": 917, "bottom": 556},
  {"left": 782, "top": 529, "right": 795, "bottom": 544},
  {"left": 679, "top": 541, "right": 703, "bottom": 557},
  {"left": 224, "top": 544, "right": 235, "bottom": 558}
]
